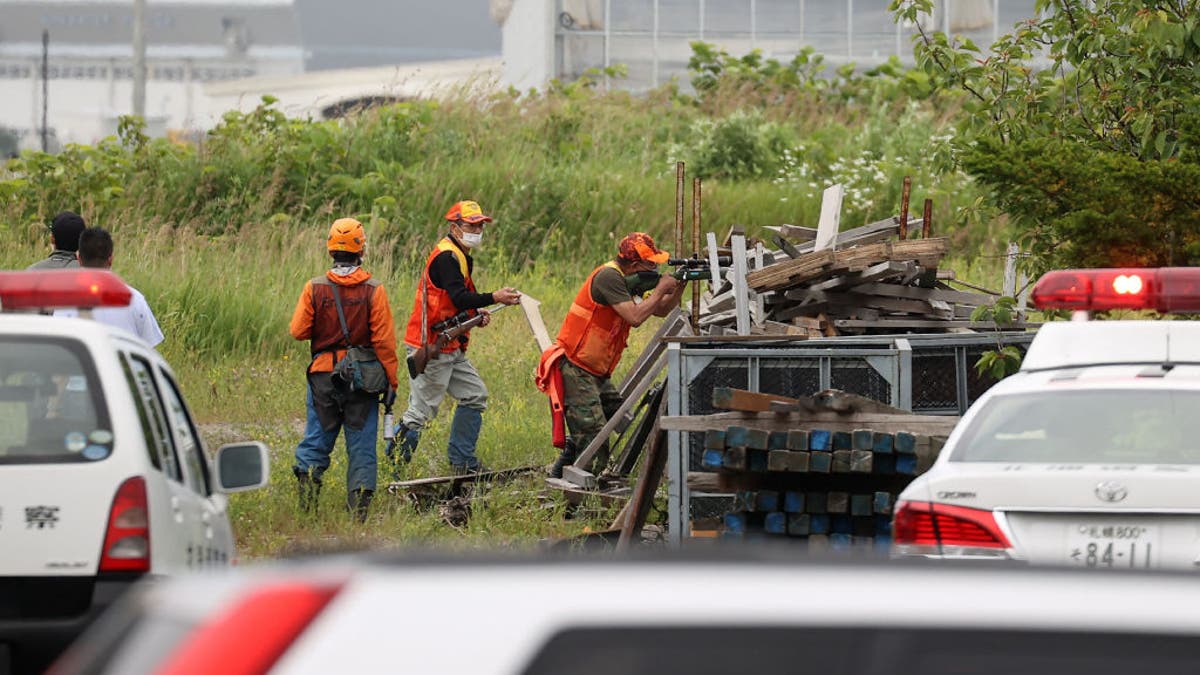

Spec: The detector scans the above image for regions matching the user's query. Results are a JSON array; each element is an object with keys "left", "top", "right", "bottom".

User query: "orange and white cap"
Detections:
[{"left": 444, "top": 200, "right": 493, "bottom": 225}]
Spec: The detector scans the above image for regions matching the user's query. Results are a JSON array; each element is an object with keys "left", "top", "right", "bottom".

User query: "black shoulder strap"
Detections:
[
  {"left": 330, "top": 285, "right": 352, "bottom": 347},
  {"left": 330, "top": 278, "right": 377, "bottom": 348}
]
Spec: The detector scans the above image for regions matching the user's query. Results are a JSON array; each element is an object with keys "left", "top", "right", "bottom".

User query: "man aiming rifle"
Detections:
[{"left": 535, "top": 232, "right": 685, "bottom": 478}]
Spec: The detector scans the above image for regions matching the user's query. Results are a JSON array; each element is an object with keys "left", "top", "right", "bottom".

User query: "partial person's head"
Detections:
[
  {"left": 50, "top": 211, "right": 86, "bottom": 252},
  {"left": 77, "top": 227, "right": 114, "bottom": 269},
  {"left": 444, "top": 200, "right": 492, "bottom": 249},
  {"left": 616, "top": 232, "right": 670, "bottom": 273},
  {"left": 327, "top": 217, "right": 365, "bottom": 265}
]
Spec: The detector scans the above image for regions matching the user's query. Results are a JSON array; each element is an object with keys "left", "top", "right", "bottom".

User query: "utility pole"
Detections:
[
  {"left": 132, "top": 0, "right": 146, "bottom": 118},
  {"left": 41, "top": 30, "right": 48, "bottom": 152}
]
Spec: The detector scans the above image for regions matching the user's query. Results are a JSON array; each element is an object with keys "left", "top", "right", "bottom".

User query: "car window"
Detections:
[
  {"left": 157, "top": 368, "right": 210, "bottom": 496},
  {"left": 953, "top": 390, "right": 1200, "bottom": 464},
  {"left": 122, "top": 353, "right": 182, "bottom": 482},
  {"left": 522, "top": 627, "right": 1200, "bottom": 675},
  {"left": 0, "top": 336, "right": 112, "bottom": 464}
]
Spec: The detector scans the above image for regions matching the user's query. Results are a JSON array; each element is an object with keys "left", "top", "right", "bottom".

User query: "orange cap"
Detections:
[
  {"left": 444, "top": 200, "right": 492, "bottom": 225},
  {"left": 618, "top": 232, "right": 669, "bottom": 264},
  {"left": 327, "top": 218, "right": 365, "bottom": 253}
]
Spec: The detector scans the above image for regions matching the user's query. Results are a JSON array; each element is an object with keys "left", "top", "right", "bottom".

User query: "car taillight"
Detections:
[
  {"left": 893, "top": 501, "right": 1011, "bottom": 551},
  {"left": 156, "top": 582, "right": 342, "bottom": 675},
  {"left": 1032, "top": 268, "right": 1200, "bottom": 313},
  {"left": 99, "top": 477, "right": 150, "bottom": 574}
]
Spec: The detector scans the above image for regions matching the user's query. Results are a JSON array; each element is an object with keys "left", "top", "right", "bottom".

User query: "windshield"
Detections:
[
  {"left": 0, "top": 337, "right": 113, "bottom": 464},
  {"left": 952, "top": 390, "right": 1200, "bottom": 464}
]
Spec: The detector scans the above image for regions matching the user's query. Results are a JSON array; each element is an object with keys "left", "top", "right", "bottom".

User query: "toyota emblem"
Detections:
[{"left": 1095, "top": 481, "right": 1128, "bottom": 503}]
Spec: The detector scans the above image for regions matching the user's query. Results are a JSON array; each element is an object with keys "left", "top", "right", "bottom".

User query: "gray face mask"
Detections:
[{"left": 460, "top": 231, "right": 483, "bottom": 248}]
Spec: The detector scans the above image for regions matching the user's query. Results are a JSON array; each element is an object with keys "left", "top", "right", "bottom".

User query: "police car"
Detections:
[
  {"left": 893, "top": 268, "right": 1200, "bottom": 570},
  {"left": 0, "top": 270, "right": 270, "bottom": 674}
]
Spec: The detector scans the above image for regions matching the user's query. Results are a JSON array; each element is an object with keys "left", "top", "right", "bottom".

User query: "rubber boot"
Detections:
[
  {"left": 295, "top": 471, "right": 322, "bottom": 513},
  {"left": 447, "top": 406, "right": 485, "bottom": 473},
  {"left": 549, "top": 439, "right": 579, "bottom": 479},
  {"left": 348, "top": 488, "right": 374, "bottom": 523}
]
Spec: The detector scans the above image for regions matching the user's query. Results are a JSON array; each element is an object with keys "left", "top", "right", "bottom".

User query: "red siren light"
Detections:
[
  {"left": 1031, "top": 268, "right": 1200, "bottom": 313},
  {"left": 0, "top": 270, "right": 132, "bottom": 310}
]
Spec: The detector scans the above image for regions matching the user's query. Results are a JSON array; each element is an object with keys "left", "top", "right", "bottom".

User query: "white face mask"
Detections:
[{"left": 459, "top": 231, "right": 483, "bottom": 248}]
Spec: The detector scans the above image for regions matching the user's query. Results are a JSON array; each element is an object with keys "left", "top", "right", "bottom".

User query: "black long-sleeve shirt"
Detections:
[{"left": 428, "top": 241, "right": 494, "bottom": 311}]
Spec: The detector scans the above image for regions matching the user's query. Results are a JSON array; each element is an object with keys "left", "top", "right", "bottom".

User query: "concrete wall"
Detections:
[{"left": 500, "top": 0, "right": 555, "bottom": 93}]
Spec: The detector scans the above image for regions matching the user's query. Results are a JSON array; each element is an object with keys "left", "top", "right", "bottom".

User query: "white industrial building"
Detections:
[{"left": 1, "top": 0, "right": 1038, "bottom": 150}]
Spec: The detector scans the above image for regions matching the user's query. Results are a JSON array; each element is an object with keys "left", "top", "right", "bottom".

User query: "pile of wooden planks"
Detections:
[
  {"left": 665, "top": 387, "right": 955, "bottom": 546},
  {"left": 695, "top": 215, "right": 1030, "bottom": 337}
]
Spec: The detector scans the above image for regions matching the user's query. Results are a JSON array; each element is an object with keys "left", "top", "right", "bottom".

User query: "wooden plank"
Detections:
[
  {"left": 660, "top": 411, "right": 961, "bottom": 436},
  {"left": 805, "top": 261, "right": 916, "bottom": 293},
  {"left": 617, "top": 422, "right": 668, "bottom": 551},
  {"left": 617, "top": 310, "right": 685, "bottom": 400},
  {"left": 764, "top": 223, "right": 819, "bottom": 242},
  {"left": 568, "top": 354, "right": 666, "bottom": 485},
  {"left": 543, "top": 477, "right": 630, "bottom": 508},
  {"left": 712, "top": 386, "right": 802, "bottom": 412},
  {"left": 814, "top": 184, "right": 844, "bottom": 251},
  {"left": 773, "top": 235, "right": 803, "bottom": 260},
  {"left": 613, "top": 384, "right": 666, "bottom": 477},
  {"left": 747, "top": 238, "right": 948, "bottom": 292},
  {"left": 851, "top": 282, "right": 993, "bottom": 306},
  {"left": 832, "top": 319, "right": 1040, "bottom": 330},
  {"left": 386, "top": 465, "right": 541, "bottom": 496},
  {"left": 732, "top": 234, "right": 751, "bottom": 335},
  {"left": 519, "top": 294, "right": 553, "bottom": 352}
]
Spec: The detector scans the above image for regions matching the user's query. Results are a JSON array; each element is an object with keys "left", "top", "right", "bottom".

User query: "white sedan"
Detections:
[{"left": 894, "top": 268, "right": 1200, "bottom": 570}]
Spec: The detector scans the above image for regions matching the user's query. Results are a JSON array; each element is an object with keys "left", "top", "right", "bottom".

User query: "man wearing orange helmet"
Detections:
[
  {"left": 396, "top": 200, "right": 521, "bottom": 474},
  {"left": 289, "top": 218, "right": 399, "bottom": 521},
  {"left": 537, "top": 232, "right": 684, "bottom": 478}
]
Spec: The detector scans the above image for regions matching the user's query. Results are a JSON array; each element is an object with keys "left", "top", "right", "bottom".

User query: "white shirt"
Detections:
[{"left": 56, "top": 284, "right": 165, "bottom": 348}]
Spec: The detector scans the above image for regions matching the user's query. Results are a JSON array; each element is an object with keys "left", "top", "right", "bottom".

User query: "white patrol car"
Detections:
[
  {"left": 0, "top": 269, "right": 269, "bottom": 674},
  {"left": 893, "top": 267, "right": 1200, "bottom": 570}
]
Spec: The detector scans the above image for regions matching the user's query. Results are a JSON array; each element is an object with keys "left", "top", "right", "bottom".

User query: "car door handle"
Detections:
[{"left": 170, "top": 495, "right": 184, "bottom": 523}]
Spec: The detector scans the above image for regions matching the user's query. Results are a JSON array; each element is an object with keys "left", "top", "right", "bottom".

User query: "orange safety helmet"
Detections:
[{"left": 327, "top": 218, "right": 366, "bottom": 254}]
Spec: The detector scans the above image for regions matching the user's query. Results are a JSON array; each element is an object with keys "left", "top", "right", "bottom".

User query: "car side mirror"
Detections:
[{"left": 214, "top": 441, "right": 270, "bottom": 493}]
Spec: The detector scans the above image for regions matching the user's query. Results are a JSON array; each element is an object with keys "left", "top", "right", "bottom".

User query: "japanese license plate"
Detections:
[{"left": 1066, "top": 523, "right": 1159, "bottom": 569}]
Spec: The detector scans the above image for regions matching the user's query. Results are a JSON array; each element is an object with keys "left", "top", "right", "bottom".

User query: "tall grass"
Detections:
[{"left": 0, "top": 71, "right": 1016, "bottom": 558}]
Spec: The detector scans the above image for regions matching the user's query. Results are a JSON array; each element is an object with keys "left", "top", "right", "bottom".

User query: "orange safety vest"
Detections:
[
  {"left": 404, "top": 237, "right": 476, "bottom": 353},
  {"left": 310, "top": 276, "right": 379, "bottom": 359},
  {"left": 556, "top": 262, "right": 631, "bottom": 378}
]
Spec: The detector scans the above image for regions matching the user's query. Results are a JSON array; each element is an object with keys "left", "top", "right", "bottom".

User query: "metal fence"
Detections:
[
  {"left": 555, "top": 0, "right": 1040, "bottom": 89},
  {"left": 664, "top": 330, "right": 1036, "bottom": 545}
]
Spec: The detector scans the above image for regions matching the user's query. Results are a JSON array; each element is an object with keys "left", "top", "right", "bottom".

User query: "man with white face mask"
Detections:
[{"left": 397, "top": 200, "right": 521, "bottom": 474}]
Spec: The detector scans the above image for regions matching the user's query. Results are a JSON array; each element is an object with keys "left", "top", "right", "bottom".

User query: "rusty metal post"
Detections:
[
  {"left": 674, "top": 162, "right": 685, "bottom": 258},
  {"left": 922, "top": 198, "right": 933, "bottom": 238},
  {"left": 899, "top": 176, "right": 911, "bottom": 240},
  {"left": 691, "top": 178, "right": 702, "bottom": 331}
]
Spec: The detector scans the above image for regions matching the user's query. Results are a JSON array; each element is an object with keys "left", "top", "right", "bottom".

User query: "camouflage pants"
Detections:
[{"left": 560, "top": 359, "right": 624, "bottom": 475}]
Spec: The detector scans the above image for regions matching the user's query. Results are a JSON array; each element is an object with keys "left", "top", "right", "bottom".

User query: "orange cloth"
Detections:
[
  {"left": 555, "top": 262, "right": 631, "bottom": 378},
  {"left": 289, "top": 268, "right": 400, "bottom": 389},
  {"left": 535, "top": 344, "right": 568, "bottom": 448},
  {"left": 404, "top": 238, "right": 476, "bottom": 353}
]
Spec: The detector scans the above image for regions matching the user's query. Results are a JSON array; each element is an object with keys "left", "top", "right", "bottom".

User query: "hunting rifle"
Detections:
[
  {"left": 407, "top": 304, "right": 510, "bottom": 378},
  {"left": 668, "top": 255, "right": 733, "bottom": 281}
]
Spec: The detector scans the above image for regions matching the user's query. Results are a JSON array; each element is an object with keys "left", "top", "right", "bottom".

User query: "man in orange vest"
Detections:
[
  {"left": 290, "top": 218, "right": 399, "bottom": 521},
  {"left": 396, "top": 200, "right": 521, "bottom": 474},
  {"left": 539, "top": 232, "right": 684, "bottom": 478}
]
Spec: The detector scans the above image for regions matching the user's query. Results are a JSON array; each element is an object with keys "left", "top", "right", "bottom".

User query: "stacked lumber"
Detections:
[
  {"left": 696, "top": 217, "right": 1022, "bottom": 336},
  {"left": 670, "top": 387, "right": 951, "bottom": 548}
]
